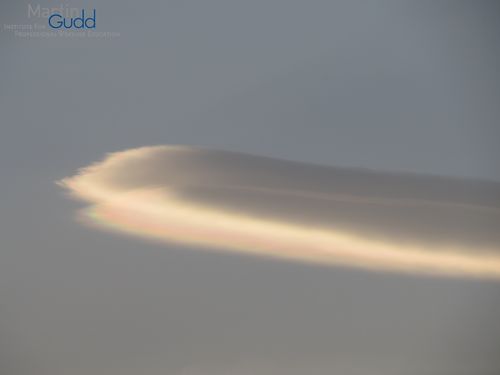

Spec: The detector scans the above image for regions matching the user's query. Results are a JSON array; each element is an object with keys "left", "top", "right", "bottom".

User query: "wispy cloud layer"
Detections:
[{"left": 59, "top": 146, "right": 500, "bottom": 278}]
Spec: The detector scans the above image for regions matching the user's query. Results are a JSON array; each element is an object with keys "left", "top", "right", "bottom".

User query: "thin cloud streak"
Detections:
[{"left": 59, "top": 146, "right": 500, "bottom": 279}]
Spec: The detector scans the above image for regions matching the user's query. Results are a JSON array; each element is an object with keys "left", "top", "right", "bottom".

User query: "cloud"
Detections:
[{"left": 58, "top": 145, "right": 500, "bottom": 279}]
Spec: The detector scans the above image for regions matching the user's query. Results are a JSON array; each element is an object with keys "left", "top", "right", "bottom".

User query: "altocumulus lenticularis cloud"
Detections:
[{"left": 59, "top": 145, "right": 500, "bottom": 279}]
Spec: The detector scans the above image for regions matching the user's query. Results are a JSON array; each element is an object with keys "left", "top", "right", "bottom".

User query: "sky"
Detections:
[{"left": 1, "top": 1, "right": 500, "bottom": 374}]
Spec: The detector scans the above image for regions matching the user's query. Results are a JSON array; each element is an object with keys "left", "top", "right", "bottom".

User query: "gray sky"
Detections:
[{"left": 1, "top": 1, "right": 500, "bottom": 374}]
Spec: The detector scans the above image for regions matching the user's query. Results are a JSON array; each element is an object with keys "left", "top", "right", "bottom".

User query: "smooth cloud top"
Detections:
[{"left": 59, "top": 145, "right": 500, "bottom": 279}]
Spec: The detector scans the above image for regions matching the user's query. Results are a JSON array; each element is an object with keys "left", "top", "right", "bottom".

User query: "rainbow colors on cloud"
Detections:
[{"left": 59, "top": 146, "right": 500, "bottom": 279}]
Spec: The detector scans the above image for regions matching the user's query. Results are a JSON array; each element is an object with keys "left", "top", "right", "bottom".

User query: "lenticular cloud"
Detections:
[{"left": 59, "top": 145, "right": 500, "bottom": 279}]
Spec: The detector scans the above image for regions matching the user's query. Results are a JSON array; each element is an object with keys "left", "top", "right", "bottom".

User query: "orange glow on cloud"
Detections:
[{"left": 59, "top": 146, "right": 500, "bottom": 279}]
